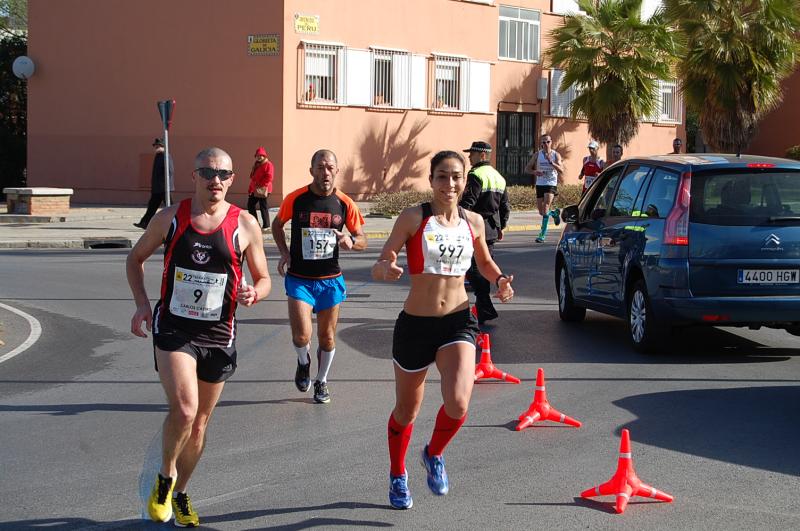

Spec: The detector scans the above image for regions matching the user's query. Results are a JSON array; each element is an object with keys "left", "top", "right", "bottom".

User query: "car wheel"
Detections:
[
  {"left": 627, "top": 279, "right": 668, "bottom": 353},
  {"left": 557, "top": 263, "right": 586, "bottom": 322},
  {"left": 787, "top": 324, "right": 800, "bottom": 337}
]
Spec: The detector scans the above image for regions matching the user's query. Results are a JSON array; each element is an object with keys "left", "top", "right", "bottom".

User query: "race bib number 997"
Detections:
[{"left": 169, "top": 266, "right": 228, "bottom": 321}]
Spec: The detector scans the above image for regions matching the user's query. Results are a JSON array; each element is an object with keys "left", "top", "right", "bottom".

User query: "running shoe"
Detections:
[
  {"left": 147, "top": 473, "right": 175, "bottom": 522},
  {"left": 133, "top": 222, "right": 147, "bottom": 229},
  {"left": 172, "top": 492, "right": 199, "bottom": 528},
  {"left": 313, "top": 380, "right": 330, "bottom": 404},
  {"left": 389, "top": 473, "right": 413, "bottom": 509},
  {"left": 295, "top": 357, "right": 311, "bottom": 392},
  {"left": 420, "top": 445, "right": 449, "bottom": 495},
  {"left": 552, "top": 208, "right": 561, "bottom": 226},
  {"left": 535, "top": 236, "right": 545, "bottom": 243}
]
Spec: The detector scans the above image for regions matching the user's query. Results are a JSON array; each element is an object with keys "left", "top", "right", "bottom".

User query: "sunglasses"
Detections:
[
  {"left": 541, "top": 140, "right": 551, "bottom": 144},
  {"left": 195, "top": 167, "right": 234, "bottom": 181}
]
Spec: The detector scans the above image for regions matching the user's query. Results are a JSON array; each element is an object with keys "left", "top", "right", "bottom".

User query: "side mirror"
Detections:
[{"left": 562, "top": 204, "right": 579, "bottom": 224}]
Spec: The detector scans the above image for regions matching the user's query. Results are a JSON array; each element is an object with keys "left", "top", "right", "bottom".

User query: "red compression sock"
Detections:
[
  {"left": 427, "top": 406, "right": 467, "bottom": 457},
  {"left": 388, "top": 414, "right": 413, "bottom": 477}
]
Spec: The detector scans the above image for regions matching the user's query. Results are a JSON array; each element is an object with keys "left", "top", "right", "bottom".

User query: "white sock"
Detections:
[
  {"left": 295, "top": 344, "right": 310, "bottom": 365},
  {"left": 315, "top": 348, "right": 335, "bottom": 383}
]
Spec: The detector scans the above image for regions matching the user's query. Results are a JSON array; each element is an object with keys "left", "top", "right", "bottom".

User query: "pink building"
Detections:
[{"left": 26, "top": 0, "right": 682, "bottom": 205}]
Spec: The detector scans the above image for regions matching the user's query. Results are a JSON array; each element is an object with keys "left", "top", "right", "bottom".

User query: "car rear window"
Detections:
[{"left": 690, "top": 169, "right": 800, "bottom": 226}]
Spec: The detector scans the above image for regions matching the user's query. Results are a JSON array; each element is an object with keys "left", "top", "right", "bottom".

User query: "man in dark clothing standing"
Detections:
[
  {"left": 460, "top": 141, "right": 510, "bottom": 324},
  {"left": 135, "top": 138, "right": 175, "bottom": 229}
]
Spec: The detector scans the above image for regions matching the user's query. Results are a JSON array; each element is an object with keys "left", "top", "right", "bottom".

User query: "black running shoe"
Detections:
[
  {"left": 313, "top": 380, "right": 330, "bottom": 404},
  {"left": 295, "top": 358, "right": 311, "bottom": 392}
]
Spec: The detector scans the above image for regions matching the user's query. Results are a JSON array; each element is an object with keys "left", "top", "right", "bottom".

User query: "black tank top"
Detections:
[{"left": 154, "top": 199, "right": 244, "bottom": 347}]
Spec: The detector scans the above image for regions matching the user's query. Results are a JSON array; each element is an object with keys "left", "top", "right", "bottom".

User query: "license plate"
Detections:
[{"left": 737, "top": 269, "right": 799, "bottom": 284}]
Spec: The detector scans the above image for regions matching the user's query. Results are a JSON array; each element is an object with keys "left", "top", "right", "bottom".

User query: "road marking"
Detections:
[{"left": 0, "top": 302, "right": 43, "bottom": 364}]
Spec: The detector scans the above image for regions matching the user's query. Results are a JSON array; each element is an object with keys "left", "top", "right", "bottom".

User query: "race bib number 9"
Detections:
[
  {"left": 301, "top": 228, "right": 337, "bottom": 260},
  {"left": 169, "top": 266, "right": 228, "bottom": 321}
]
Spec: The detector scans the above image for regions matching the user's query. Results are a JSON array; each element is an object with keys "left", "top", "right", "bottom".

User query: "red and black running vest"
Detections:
[{"left": 154, "top": 199, "right": 243, "bottom": 347}]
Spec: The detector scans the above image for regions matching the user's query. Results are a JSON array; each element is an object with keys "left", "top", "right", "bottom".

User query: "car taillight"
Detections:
[
  {"left": 663, "top": 171, "right": 691, "bottom": 246},
  {"left": 747, "top": 163, "right": 775, "bottom": 168}
]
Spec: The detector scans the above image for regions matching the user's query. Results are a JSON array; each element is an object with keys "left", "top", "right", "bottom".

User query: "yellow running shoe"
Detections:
[
  {"left": 147, "top": 473, "right": 175, "bottom": 522},
  {"left": 172, "top": 491, "right": 200, "bottom": 528}
]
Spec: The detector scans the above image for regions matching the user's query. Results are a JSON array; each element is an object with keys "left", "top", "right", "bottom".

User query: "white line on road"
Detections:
[{"left": 0, "top": 302, "right": 42, "bottom": 364}]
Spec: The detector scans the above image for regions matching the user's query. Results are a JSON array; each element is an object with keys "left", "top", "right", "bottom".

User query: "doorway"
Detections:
[{"left": 496, "top": 111, "right": 537, "bottom": 185}]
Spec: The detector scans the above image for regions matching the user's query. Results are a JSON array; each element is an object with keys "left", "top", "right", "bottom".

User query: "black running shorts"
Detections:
[
  {"left": 392, "top": 308, "right": 479, "bottom": 372},
  {"left": 535, "top": 185, "right": 558, "bottom": 198},
  {"left": 153, "top": 327, "right": 237, "bottom": 383}
]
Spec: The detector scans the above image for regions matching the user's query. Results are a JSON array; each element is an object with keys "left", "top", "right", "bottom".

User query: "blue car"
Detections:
[{"left": 556, "top": 154, "right": 800, "bottom": 352}]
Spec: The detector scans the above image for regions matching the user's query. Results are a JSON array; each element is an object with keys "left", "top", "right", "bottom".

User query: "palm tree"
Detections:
[
  {"left": 663, "top": 0, "right": 800, "bottom": 153},
  {"left": 546, "top": 0, "right": 678, "bottom": 157}
]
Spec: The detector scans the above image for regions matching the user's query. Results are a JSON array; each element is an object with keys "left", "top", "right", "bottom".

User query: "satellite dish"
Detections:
[{"left": 12, "top": 56, "right": 35, "bottom": 79}]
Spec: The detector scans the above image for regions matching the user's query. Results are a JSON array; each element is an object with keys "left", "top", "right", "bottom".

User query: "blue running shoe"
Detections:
[
  {"left": 552, "top": 208, "right": 561, "bottom": 226},
  {"left": 388, "top": 473, "right": 413, "bottom": 509},
  {"left": 420, "top": 445, "right": 449, "bottom": 495}
]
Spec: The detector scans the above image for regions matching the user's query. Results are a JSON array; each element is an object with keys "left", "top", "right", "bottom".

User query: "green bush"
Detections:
[
  {"left": 371, "top": 190, "right": 432, "bottom": 216},
  {"left": 554, "top": 184, "right": 583, "bottom": 208},
  {"left": 371, "top": 184, "right": 584, "bottom": 216},
  {"left": 786, "top": 145, "right": 800, "bottom": 161}
]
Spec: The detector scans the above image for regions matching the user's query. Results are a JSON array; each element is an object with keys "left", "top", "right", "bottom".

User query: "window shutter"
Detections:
[
  {"left": 468, "top": 61, "right": 490, "bottom": 113},
  {"left": 459, "top": 59, "right": 470, "bottom": 111},
  {"left": 411, "top": 54, "right": 427, "bottom": 109},
  {"left": 345, "top": 49, "right": 370, "bottom": 106},
  {"left": 392, "top": 53, "right": 411, "bottom": 108},
  {"left": 336, "top": 47, "right": 347, "bottom": 104}
]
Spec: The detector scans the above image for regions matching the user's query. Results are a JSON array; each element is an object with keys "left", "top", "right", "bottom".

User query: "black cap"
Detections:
[
  {"left": 152, "top": 138, "right": 164, "bottom": 147},
  {"left": 463, "top": 141, "right": 492, "bottom": 153}
]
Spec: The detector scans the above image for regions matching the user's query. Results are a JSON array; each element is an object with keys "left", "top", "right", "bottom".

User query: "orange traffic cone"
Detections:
[
  {"left": 515, "top": 368, "right": 581, "bottom": 430},
  {"left": 474, "top": 333, "right": 521, "bottom": 384},
  {"left": 580, "top": 429, "right": 673, "bottom": 514}
]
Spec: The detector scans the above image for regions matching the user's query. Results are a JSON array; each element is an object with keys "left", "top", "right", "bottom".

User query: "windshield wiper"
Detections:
[{"left": 768, "top": 216, "right": 800, "bottom": 222}]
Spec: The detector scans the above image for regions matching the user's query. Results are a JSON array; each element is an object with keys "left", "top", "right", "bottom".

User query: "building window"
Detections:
[
  {"left": 552, "top": 0, "right": 585, "bottom": 15},
  {"left": 371, "top": 48, "right": 411, "bottom": 108},
  {"left": 655, "top": 80, "right": 681, "bottom": 123},
  {"left": 498, "top": 5, "right": 540, "bottom": 62},
  {"left": 301, "top": 42, "right": 345, "bottom": 105},
  {"left": 432, "top": 55, "right": 463, "bottom": 110},
  {"left": 549, "top": 69, "right": 578, "bottom": 118}
]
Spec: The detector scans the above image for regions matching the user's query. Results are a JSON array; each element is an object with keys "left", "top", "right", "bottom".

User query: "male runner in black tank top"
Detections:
[{"left": 126, "top": 147, "right": 271, "bottom": 527}]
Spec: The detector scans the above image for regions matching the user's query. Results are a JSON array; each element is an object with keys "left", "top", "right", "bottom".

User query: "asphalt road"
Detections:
[{"left": 0, "top": 232, "right": 798, "bottom": 530}]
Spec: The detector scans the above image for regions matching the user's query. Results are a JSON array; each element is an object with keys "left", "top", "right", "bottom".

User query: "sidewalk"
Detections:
[{"left": 0, "top": 203, "right": 561, "bottom": 249}]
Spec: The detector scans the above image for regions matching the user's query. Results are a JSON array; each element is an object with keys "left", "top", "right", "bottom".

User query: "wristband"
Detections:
[
  {"left": 349, "top": 235, "right": 357, "bottom": 245},
  {"left": 495, "top": 274, "right": 509, "bottom": 288}
]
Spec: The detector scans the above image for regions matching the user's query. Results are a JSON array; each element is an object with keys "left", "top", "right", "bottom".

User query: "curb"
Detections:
[{"left": 0, "top": 223, "right": 560, "bottom": 249}]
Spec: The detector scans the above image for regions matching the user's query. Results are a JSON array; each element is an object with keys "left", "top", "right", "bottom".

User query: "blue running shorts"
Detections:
[{"left": 285, "top": 274, "right": 347, "bottom": 313}]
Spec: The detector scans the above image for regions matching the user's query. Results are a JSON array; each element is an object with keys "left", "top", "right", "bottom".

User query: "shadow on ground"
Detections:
[{"left": 616, "top": 385, "right": 800, "bottom": 476}]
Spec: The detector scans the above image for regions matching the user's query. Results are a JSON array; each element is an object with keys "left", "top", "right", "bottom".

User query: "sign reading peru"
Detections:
[{"left": 294, "top": 13, "right": 320, "bottom": 34}]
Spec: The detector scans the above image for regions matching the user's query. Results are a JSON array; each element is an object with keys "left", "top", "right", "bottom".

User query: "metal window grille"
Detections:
[
  {"left": 432, "top": 55, "right": 463, "bottom": 110},
  {"left": 371, "top": 48, "right": 411, "bottom": 107},
  {"left": 498, "top": 6, "right": 541, "bottom": 62},
  {"left": 302, "top": 43, "right": 344, "bottom": 104}
]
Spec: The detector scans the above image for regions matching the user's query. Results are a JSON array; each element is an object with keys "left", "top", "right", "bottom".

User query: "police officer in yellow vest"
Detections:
[{"left": 460, "top": 141, "right": 511, "bottom": 324}]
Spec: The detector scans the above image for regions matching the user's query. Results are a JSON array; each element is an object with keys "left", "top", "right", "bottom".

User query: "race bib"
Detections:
[
  {"left": 301, "top": 227, "right": 337, "bottom": 260},
  {"left": 423, "top": 229, "right": 473, "bottom": 276},
  {"left": 169, "top": 266, "right": 228, "bottom": 321}
]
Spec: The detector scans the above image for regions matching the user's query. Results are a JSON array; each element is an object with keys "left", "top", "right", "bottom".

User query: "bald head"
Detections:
[
  {"left": 195, "top": 147, "right": 232, "bottom": 169},
  {"left": 311, "top": 149, "right": 337, "bottom": 167}
]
